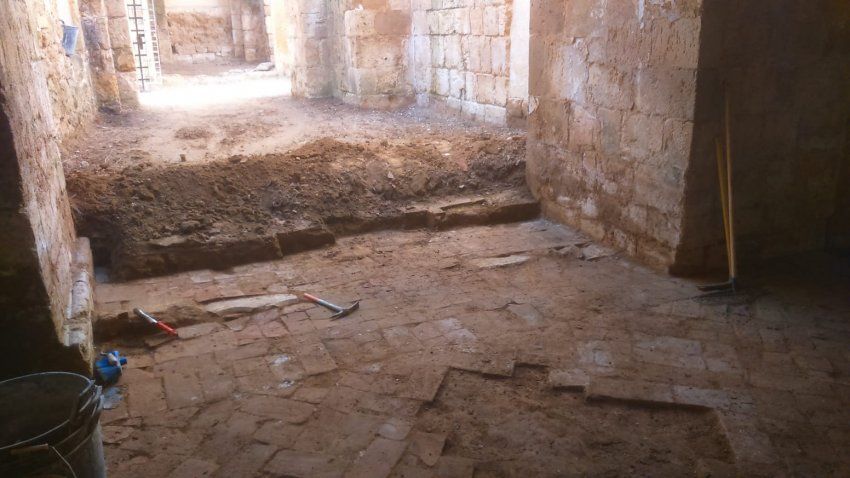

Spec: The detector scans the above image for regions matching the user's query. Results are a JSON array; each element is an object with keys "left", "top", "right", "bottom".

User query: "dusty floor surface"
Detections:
[
  {"left": 63, "top": 77, "right": 528, "bottom": 279},
  {"left": 94, "top": 221, "right": 850, "bottom": 477}
]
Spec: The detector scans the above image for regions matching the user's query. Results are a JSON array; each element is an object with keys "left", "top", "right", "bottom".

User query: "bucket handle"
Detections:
[
  {"left": 68, "top": 380, "right": 98, "bottom": 427},
  {"left": 9, "top": 444, "right": 78, "bottom": 478}
]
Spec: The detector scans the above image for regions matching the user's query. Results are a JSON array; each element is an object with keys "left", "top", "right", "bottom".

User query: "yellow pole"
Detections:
[{"left": 724, "top": 85, "right": 737, "bottom": 283}]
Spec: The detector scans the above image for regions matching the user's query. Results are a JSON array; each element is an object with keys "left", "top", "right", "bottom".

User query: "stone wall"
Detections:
[
  {"left": 46, "top": 0, "right": 98, "bottom": 140},
  {"left": 105, "top": 0, "right": 140, "bottom": 107},
  {"left": 676, "top": 0, "right": 850, "bottom": 272},
  {"left": 332, "top": 0, "right": 413, "bottom": 108},
  {"left": 275, "top": 0, "right": 527, "bottom": 117},
  {"left": 411, "top": 0, "right": 526, "bottom": 124},
  {"left": 164, "top": 0, "right": 269, "bottom": 64},
  {"left": 0, "top": 1, "right": 91, "bottom": 378},
  {"left": 527, "top": 0, "right": 702, "bottom": 269},
  {"left": 526, "top": 0, "right": 850, "bottom": 274},
  {"left": 275, "top": 0, "right": 333, "bottom": 96}
]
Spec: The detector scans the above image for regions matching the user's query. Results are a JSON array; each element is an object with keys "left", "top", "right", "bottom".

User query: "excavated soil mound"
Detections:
[{"left": 67, "top": 133, "right": 528, "bottom": 276}]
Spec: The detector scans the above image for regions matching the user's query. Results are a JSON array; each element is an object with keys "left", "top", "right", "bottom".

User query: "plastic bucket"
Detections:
[
  {"left": 0, "top": 372, "right": 105, "bottom": 478},
  {"left": 62, "top": 25, "right": 79, "bottom": 56}
]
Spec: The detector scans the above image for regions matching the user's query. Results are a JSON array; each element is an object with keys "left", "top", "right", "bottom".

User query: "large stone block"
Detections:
[
  {"left": 433, "top": 67, "right": 450, "bottom": 96},
  {"left": 444, "top": 35, "right": 462, "bottom": 68},
  {"left": 113, "top": 47, "right": 136, "bottom": 73},
  {"left": 476, "top": 73, "right": 495, "bottom": 104},
  {"left": 374, "top": 10, "right": 410, "bottom": 35},
  {"left": 449, "top": 69, "right": 464, "bottom": 98},
  {"left": 621, "top": 112, "right": 664, "bottom": 160},
  {"left": 483, "top": 5, "right": 507, "bottom": 36},
  {"left": 469, "top": 7, "right": 484, "bottom": 35},
  {"left": 587, "top": 63, "right": 634, "bottom": 110},
  {"left": 635, "top": 67, "right": 697, "bottom": 119},
  {"left": 490, "top": 37, "right": 508, "bottom": 75},
  {"left": 568, "top": 103, "right": 597, "bottom": 151},
  {"left": 349, "top": 37, "right": 406, "bottom": 68},
  {"left": 344, "top": 9, "right": 375, "bottom": 37},
  {"left": 430, "top": 35, "right": 445, "bottom": 66},
  {"left": 104, "top": 0, "right": 127, "bottom": 18}
]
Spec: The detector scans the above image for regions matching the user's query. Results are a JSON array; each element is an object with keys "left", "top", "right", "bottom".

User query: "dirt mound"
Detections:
[
  {"left": 175, "top": 126, "right": 212, "bottom": 140},
  {"left": 67, "top": 133, "right": 527, "bottom": 268}
]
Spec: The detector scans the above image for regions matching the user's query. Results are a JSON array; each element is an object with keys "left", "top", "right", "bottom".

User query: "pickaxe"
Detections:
[{"left": 303, "top": 293, "right": 360, "bottom": 320}]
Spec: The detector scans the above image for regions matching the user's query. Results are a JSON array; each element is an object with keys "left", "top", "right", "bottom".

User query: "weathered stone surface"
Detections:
[{"left": 205, "top": 294, "right": 298, "bottom": 315}]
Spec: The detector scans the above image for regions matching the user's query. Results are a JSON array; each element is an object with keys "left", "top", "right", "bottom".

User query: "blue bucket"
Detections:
[{"left": 62, "top": 24, "right": 79, "bottom": 56}]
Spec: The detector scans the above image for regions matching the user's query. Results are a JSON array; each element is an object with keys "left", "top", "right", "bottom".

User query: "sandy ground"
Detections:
[{"left": 63, "top": 75, "right": 528, "bottom": 276}]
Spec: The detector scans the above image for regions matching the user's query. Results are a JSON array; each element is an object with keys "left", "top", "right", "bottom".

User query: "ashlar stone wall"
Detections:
[
  {"left": 527, "top": 0, "right": 850, "bottom": 273},
  {"left": 676, "top": 0, "right": 850, "bottom": 272},
  {"left": 0, "top": 1, "right": 91, "bottom": 378},
  {"left": 164, "top": 0, "right": 270, "bottom": 64},
  {"left": 527, "top": 0, "right": 702, "bottom": 269},
  {"left": 412, "top": 0, "right": 528, "bottom": 124}
]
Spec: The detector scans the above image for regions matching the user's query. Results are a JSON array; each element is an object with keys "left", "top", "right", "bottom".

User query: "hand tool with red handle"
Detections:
[
  {"left": 134, "top": 308, "right": 178, "bottom": 336},
  {"left": 303, "top": 293, "right": 360, "bottom": 320}
]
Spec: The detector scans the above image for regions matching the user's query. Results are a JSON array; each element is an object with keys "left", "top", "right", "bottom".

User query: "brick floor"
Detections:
[{"left": 96, "top": 221, "right": 850, "bottom": 477}]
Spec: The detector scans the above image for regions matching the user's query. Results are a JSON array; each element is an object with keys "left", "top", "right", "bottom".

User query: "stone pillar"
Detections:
[
  {"left": 289, "top": 0, "right": 333, "bottom": 97},
  {"left": 105, "top": 0, "right": 139, "bottom": 108},
  {"left": 79, "top": 0, "right": 122, "bottom": 111},
  {"left": 0, "top": 1, "right": 93, "bottom": 379},
  {"left": 231, "top": 0, "right": 246, "bottom": 59},
  {"left": 338, "top": 3, "right": 413, "bottom": 108}
]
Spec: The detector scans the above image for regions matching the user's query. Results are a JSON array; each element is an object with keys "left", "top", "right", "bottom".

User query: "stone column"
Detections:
[
  {"left": 105, "top": 0, "right": 139, "bottom": 108},
  {"left": 231, "top": 0, "right": 246, "bottom": 59},
  {"left": 79, "top": 0, "right": 122, "bottom": 111}
]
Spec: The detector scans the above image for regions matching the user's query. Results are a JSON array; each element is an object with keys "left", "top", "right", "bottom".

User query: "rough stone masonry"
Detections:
[{"left": 526, "top": 0, "right": 849, "bottom": 274}]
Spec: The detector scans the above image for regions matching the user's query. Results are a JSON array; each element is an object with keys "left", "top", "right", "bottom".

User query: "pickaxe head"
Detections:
[{"left": 331, "top": 300, "right": 360, "bottom": 320}]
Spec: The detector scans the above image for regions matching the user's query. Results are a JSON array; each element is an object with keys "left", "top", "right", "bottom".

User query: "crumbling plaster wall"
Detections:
[
  {"left": 676, "top": 0, "right": 850, "bottom": 272},
  {"left": 527, "top": 0, "right": 702, "bottom": 268},
  {"left": 0, "top": 1, "right": 91, "bottom": 378},
  {"left": 164, "top": 0, "right": 270, "bottom": 64}
]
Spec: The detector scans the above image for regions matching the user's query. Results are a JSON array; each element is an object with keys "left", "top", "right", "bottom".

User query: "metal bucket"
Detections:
[
  {"left": 0, "top": 372, "right": 106, "bottom": 478},
  {"left": 62, "top": 24, "right": 79, "bottom": 56}
]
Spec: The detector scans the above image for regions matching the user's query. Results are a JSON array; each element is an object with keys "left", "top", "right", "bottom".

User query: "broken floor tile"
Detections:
[
  {"left": 166, "top": 457, "right": 219, "bottom": 478},
  {"left": 175, "top": 322, "right": 222, "bottom": 339},
  {"left": 378, "top": 418, "right": 414, "bottom": 441},
  {"left": 253, "top": 419, "right": 304, "bottom": 448},
  {"left": 238, "top": 394, "right": 315, "bottom": 423},
  {"left": 346, "top": 437, "right": 408, "bottom": 478},
  {"left": 469, "top": 254, "right": 530, "bottom": 269},
  {"left": 205, "top": 293, "right": 298, "bottom": 315},
  {"left": 409, "top": 431, "right": 446, "bottom": 466},
  {"left": 264, "top": 449, "right": 346, "bottom": 478},
  {"left": 296, "top": 341, "right": 338, "bottom": 375},
  {"left": 585, "top": 377, "right": 675, "bottom": 406},
  {"left": 547, "top": 368, "right": 589, "bottom": 391}
]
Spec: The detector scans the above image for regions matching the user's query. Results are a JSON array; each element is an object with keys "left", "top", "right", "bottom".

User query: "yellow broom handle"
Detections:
[{"left": 724, "top": 85, "right": 737, "bottom": 279}]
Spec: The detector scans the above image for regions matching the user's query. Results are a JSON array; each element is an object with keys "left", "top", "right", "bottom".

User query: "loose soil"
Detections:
[
  {"left": 417, "top": 367, "right": 733, "bottom": 477},
  {"left": 63, "top": 82, "right": 529, "bottom": 278}
]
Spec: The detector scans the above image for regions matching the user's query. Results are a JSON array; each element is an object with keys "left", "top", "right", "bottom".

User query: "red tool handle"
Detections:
[
  {"left": 156, "top": 321, "right": 178, "bottom": 336},
  {"left": 303, "top": 293, "right": 320, "bottom": 302}
]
